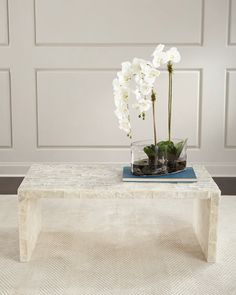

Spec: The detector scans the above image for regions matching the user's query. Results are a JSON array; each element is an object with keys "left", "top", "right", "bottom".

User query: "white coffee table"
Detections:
[{"left": 18, "top": 164, "right": 221, "bottom": 262}]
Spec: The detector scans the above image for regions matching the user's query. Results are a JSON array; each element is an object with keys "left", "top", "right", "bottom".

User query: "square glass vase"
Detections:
[{"left": 131, "top": 139, "right": 187, "bottom": 176}]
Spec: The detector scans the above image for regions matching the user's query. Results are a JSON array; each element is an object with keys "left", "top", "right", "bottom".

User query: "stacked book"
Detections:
[{"left": 123, "top": 167, "right": 197, "bottom": 183}]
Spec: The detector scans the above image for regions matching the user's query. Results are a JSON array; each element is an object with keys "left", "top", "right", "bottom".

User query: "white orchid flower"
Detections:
[
  {"left": 121, "top": 61, "right": 133, "bottom": 78},
  {"left": 116, "top": 85, "right": 129, "bottom": 98},
  {"left": 114, "top": 109, "right": 123, "bottom": 120},
  {"left": 132, "top": 58, "right": 159, "bottom": 85},
  {"left": 117, "top": 71, "right": 131, "bottom": 87},
  {"left": 133, "top": 98, "right": 152, "bottom": 113},
  {"left": 115, "top": 62, "right": 132, "bottom": 88},
  {"left": 114, "top": 95, "right": 126, "bottom": 109},
  {"left": 134, "top": 72, "right": 143, "bottom": 84},
  {"left": 139, "top": 81, "right": 153, "bottom": 96},
  {"left": 152, "top": 44, "right": 165, "bottom": 56},
  {"left": 112, "top": 78, "right": 120, "bottom": 92},
  {"left": 152, "top": 44, "right": 168, "bottom": 67},
  {"left": 132, "top": 58, "right": 150, "bottom": 74},
  {"left": 114, "top": 107, "right": 129, "bottom": 120},
  {"left": 166, "top": 47, "right": 181, "bottom": 63},
  {"left": 143, "top": 67, "right": 160, "bottom": 85},
  {"left": 119, "top": 118, "right": 131, "bottom": 133},
  {"left": 152, "top": 51, "right": 168, "bottom": 67},
  {"left": 114, "top": 85, "right": 129, "bottom": 102},
  {"left": 133, "top": 88, "right": 143, "bottom": 101}
]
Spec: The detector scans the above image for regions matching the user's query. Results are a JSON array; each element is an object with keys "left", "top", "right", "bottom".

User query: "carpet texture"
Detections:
[{"left": 0, "top": 195, "right": 236, "bottom": 295}]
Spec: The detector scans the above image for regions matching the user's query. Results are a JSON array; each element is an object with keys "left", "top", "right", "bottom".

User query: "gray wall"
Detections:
[{"left": 0, "top": 0, "right": 236, "bottom": 176}]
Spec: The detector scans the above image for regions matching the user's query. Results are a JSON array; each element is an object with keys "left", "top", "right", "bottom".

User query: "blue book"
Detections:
[{"left": 123, "top": 167, "right": 197, "bottom": 183}]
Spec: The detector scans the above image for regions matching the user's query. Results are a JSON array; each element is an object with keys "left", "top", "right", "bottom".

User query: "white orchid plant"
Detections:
[
  {"left": 113, "top": 44, "right": 186, "bottom": 164},
  {"left": 113, "top": 56, "right": 160, "bottom": 139}
]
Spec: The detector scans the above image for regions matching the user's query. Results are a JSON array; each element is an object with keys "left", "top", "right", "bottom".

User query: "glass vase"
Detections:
[
  {"left": 131, "top": 140, "right": 167, "bottom": 176},
  {"left": 164, "top": 138, "right": 187, "bottom": 173},
  {"left": 131, "top": 138, "right": 187, "bottom": 176}
]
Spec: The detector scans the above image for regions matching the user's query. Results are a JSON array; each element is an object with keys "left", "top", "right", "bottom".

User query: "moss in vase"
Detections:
[{"left": 143, "top": 139, "right": 187, "bottom": 172}]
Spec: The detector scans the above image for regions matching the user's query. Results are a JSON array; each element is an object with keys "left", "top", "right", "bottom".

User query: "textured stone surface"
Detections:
[
  {"left": 18, "top": 164, "right": 220, "bottom": 199},
  {"left": 18, "top": 164, "right": 221, "bottom": 262},
  {"left": 2, "top": 196, "right": 235, "bottom": 294}
]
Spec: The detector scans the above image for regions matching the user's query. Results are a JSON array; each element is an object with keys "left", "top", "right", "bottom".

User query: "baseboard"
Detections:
[
  {"left": 191, "top": 162, "right": 236, "bottom": 177},
  {"left": 1, "top": 176, "right": 235, "bottom": 195},
  {"left": 0, "top": 162, "right": 235, "bottom": 195},
  {"left": 0, "top": 162, "right": 236, "bottom": 177},
  {"left": 0, "top": 163, "right": 29, "bottom": 176}
]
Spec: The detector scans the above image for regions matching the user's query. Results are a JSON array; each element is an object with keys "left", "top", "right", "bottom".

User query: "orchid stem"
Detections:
[
  {"left": 151, "top": 90, "right": 157, "bottom": 145},
  {"left": 168, "top": 62, "right": 173, "bottom": 142}
]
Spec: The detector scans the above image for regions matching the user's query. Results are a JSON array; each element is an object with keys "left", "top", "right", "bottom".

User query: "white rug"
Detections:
[{"left": 0, "top": 195, "right": 236, "bottom": 295}]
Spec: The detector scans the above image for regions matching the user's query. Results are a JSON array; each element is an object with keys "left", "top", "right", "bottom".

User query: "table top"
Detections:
[{"left": 18, "top": 164, "right": 221, "bottom": 200}]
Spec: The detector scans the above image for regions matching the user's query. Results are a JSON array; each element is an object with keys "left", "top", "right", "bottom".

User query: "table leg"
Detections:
[
  {"left": 18, "top": 197, "right": 41, "bottom": 262},
  {"left": 193, "top": 193, "right": 220, "bottom": 262}
]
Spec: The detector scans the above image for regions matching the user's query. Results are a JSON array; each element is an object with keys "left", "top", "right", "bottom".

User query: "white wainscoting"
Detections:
[
  {"left": 0, "top": 70, "right": 12, "bottom": 147},
  {"left": 0, "top": 0, "right": 9, "bottom": 45},
  {"left": 0, "top": 0, "right": 236, "bottom": 176},
  {"left": 229, "top": 0, "right": 236, "bottom": 45},
  {"left": 225, "top": 70, "right": 236, "bottom": 147},
  {"left": 35, "top": 0, "right": 203, "bottom": 45},
  {"left": 36, "top": 69, "right": 200, "bottom": 148}
]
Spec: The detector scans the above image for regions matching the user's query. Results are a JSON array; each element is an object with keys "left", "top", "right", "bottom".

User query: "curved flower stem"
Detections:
[
  {"left": 151, "top": 90, "right": 157, "bottom": 145},
  {"left": 168, "top": 62, "right": 173, "bottom": 142}
]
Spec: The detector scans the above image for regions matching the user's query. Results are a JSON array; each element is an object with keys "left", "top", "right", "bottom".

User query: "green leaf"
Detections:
[
  {"left": 157, "top": 140, "right": 176, "bottom": 156},
  {"left": 143, "top": 139, "right": 187, "bottom": 162},
  {"left": 175, "top": 138, "right": 187, "bottom": 158},
  {"left": 143, "top": 144, "right": 159, "bottom": 158}
]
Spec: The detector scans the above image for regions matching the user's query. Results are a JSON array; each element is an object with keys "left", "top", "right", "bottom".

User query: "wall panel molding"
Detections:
[
  {"left": 0, "top": 0, "right": 10, "bottom": 45},
  {"left": 0, "top": 69, "right": 12, "bottom": 148},
  {"left": 34, "top": 0, "right": 204, "bottom": 47},
  {"left": 35, "top": 68, "right": 202, "bottom": 149},
  {"left": 224, "top": 69, "right": 236, "bottom": 148},
  {"left": 35, "top": 68, "right": 129, "bottom": 148},
  {"left": 227, "top": 0, "right": 236, "bottom": 45}
]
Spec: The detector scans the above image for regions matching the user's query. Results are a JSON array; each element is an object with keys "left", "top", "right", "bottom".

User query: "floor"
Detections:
[
  {"left": 1, "top": 176, "right": 236, "bottom": 195},
  {"left": 0, "top": 195, "right": 236, "bottom": 294}
]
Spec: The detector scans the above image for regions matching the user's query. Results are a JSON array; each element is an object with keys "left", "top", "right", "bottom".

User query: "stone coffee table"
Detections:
[{"left": 18, "top": 164, "right": 221, "bottom": 262}]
